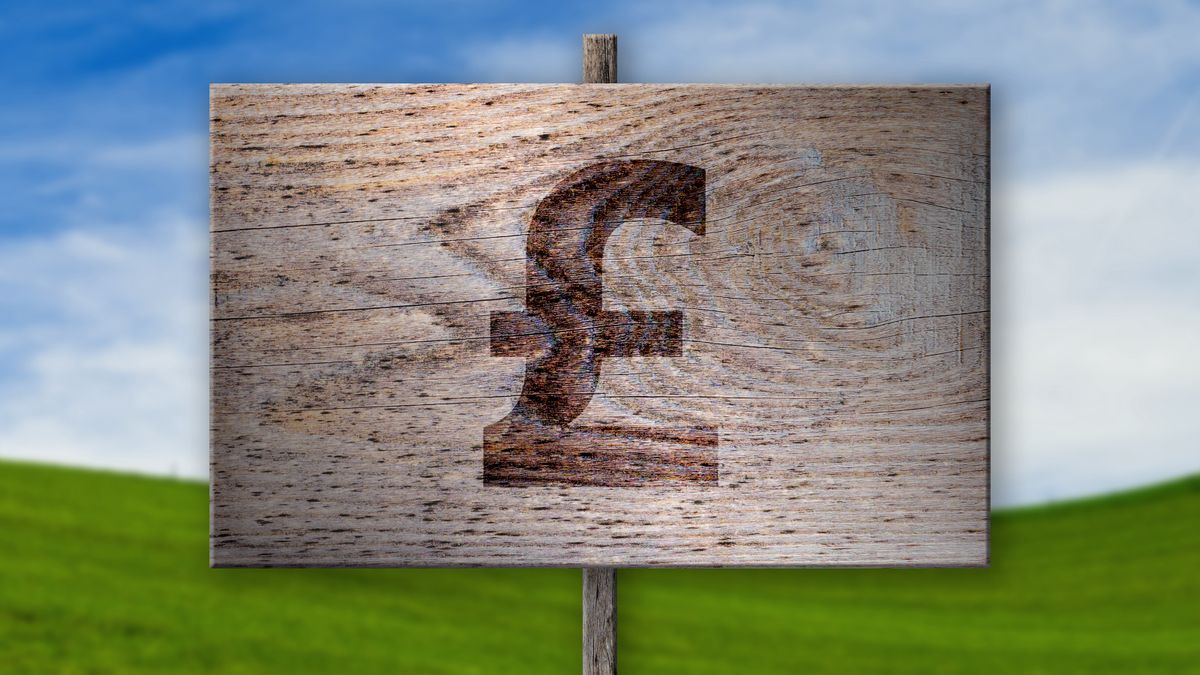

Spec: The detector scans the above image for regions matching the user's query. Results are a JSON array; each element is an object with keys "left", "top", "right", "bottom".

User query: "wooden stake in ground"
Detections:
[
  {"left": 583, "top": 564, "right": 617, "bottom": 675},
  {"left": 580, "top": 34, "right": 618, "bottom": 675}
]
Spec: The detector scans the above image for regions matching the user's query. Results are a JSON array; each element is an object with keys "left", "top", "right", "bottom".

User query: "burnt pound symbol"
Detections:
[{"left": 484, "top": 160, "right": 718, "bottom": 486}]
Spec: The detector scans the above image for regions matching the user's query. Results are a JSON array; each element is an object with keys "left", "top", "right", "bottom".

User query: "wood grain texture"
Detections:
[
  {"left": 210, "top": 84, "right": 990, "bottom": 567},
  {"left": 582, "top": 42, "right": 620, "bottom": 675},
  {"left": 583, "top": 568, "right": 617, "bottom": 675},
  {"left": 583, "top": 34, "right": 617, "bottom": 84}
]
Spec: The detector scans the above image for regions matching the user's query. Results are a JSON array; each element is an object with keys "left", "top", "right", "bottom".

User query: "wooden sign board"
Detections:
[{"left": 210, "top": 84, "right": 989, "bottom": 567}]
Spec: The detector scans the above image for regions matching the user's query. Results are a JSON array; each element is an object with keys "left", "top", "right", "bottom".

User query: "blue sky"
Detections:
[{"left": 0, "top": 0, "right": 1197, "bottom": 504}]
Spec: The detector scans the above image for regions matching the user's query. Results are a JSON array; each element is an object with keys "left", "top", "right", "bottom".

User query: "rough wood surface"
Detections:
[
  {"left": 581, "top": 42, "right": 621, "bottom": 675},
  {"left": 583, "top": 34, "right": 617, "bottom": 84},
  {"left": 583, "top": 568, "right": 617, "bottom": 675},
  {"left": 209, "top": 84, "right": 990, "bottom": 567}
]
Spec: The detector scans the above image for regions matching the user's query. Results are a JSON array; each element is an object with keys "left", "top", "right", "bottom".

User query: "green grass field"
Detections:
[{"left": 1, "top": 460, "right": 1197, "bottom": 674}]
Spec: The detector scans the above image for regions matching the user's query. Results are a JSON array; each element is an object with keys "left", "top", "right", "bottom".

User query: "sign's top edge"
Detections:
[{"left": 209, "top": 82, "right": 991, "bottom": 89}]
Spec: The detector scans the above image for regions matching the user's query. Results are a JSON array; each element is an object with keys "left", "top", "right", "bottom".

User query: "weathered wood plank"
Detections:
[{"left": 210, "top": 84, "right": 989, "bottom": 567}]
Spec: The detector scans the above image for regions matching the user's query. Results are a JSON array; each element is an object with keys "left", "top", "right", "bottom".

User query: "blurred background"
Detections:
[{"left": 0, "top": 1, "right": 1197, "bottom": 673}]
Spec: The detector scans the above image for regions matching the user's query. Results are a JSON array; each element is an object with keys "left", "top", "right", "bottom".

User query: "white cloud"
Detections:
[
  {"left": 0, "top": 217, "right": 209, "bottom": 478},
  {"left": 87, "top": 134, "right": 207, "bottom": 170},
  {"left": 995, "top": 161, "right": 1200, "bottom": 504},
  {"left": 462, "top": 35, "right": 576, "bottom": 83},
  {"left": 614, "top": 0, "right": 1200, "bottom": 85},
  {"left": 0, "top": 133, "right": 204, "bottom": 168}
]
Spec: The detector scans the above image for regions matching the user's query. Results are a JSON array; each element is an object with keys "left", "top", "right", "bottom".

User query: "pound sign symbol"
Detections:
[{"left": 484, "top": 160, "right": 718, "bottom": 486}]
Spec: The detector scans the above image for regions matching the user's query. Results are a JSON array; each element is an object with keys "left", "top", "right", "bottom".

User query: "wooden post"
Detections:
[
  {"left": 583, "top": 33, "right": 617, "bottom": 84},
  {"left": 583, "top": 568, "right": 617, "bottom": 675},
  {"left": 581, "top": 36, "right": 619, "bottom": 675}
]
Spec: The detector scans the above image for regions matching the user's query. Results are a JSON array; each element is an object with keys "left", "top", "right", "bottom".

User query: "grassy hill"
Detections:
[{"left": 1, "top": 461, "right": 1197, "bottom": 674}]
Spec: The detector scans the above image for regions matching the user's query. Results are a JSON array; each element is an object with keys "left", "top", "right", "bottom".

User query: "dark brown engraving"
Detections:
[{"left": 484, "top": 160, "right": 719, "bottom": 486}]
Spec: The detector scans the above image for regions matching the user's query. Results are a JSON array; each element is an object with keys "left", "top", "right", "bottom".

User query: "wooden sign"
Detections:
[{"left": 210, "top": 84, "right": 989, "bottom": 567}]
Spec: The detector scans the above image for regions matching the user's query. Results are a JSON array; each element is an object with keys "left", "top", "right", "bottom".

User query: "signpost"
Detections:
[
  {"left": 210, "top": 33, "right": 989, "bottom": 673},
  {"left": 581, "top": 35, "right": 618, "bottom": 675}
]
